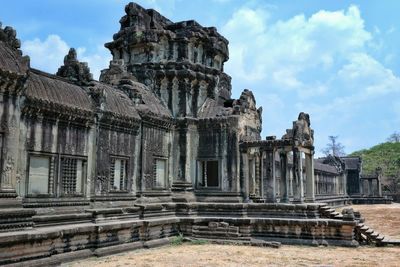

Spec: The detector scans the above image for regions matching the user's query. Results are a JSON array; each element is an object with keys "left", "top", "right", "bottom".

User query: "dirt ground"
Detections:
[
  {"left": 66, "top": 204, "right": 400, "bottom": 267},
  {"left": 344, "top": 203, "right": 400, "bottom": 239}
]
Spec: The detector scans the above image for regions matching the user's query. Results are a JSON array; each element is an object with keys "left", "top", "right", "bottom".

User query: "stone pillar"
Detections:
[
  {"left": 87, "top": 120, "right": 97, "bottom": 197},
  {"left": 0, "top": 95, "right": 20, "bottom": 199},
  {"left": 249, "top": 157, "right": 256, "bottom": 196},
  {"left": 0, "top": 86, "right": 36, "bottom": 230},
  {"left": 305, "top": 152, "right": 315, "bottom": 202},
  {"left": 241, "top": 152, "right": 249, "bottom": 200},
  {"left": 279, "top": 151, "right": 289, "bottom": 203},
  {"left": 368, "top": 179, "right": 373, "bottom": 196},
  {"left": 264, "top": 149, "right": 276, "bottom": 202},
  {"left": 171, "top": 121, "right": 194, "bottom": 194},
  {"left": 292, "top": 148, "right": 304, "bottom": 202},
  {"left": 254, "top": 152, "right": 260, "bottom": 197},
  {"left": 260, "top": 150, "right": 265, "bottom": 199},
  {"left": 359, "top": 179, "right": 362, "bottom": 196},
  {"left": 377, "top": 178, "right": 382, "bottom": 197}
]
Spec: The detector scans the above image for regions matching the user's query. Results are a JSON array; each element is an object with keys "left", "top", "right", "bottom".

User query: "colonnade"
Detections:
[{"left": 242, "top": 145, "right": 315, "bottom": 203}]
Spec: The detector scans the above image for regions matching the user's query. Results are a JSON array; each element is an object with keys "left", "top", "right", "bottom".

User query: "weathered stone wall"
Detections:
[
  {"left": 18, "top": 116, "right": 91, "bottom": 198},
  {"left": 139, "top": 123, "right": 172, "bottom": 193},
  {"left": 94, "top": 125, "right": 138, "bottom": 195}
]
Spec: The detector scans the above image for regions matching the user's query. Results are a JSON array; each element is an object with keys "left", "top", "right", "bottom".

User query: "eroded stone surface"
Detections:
[{"left": 0, "top": 2, "right": 385, "bottom": 265}]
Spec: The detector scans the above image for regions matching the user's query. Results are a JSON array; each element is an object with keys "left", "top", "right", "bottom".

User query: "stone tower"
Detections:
[{"left": 100, "top": 2, "right": 233, "bottom": 118}]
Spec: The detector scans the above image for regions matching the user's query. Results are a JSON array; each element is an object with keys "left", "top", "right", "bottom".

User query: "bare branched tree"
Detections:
[
  {"left": 387, "top": 131, "right": 400, "bottom": 143},
  {"left": 322, "top": 135, "right": 346, "bottom": 157}
]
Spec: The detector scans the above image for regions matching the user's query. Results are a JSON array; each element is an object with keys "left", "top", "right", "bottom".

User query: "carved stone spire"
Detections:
[
  {"left": 56, "top": 48, "right": 93, "bottom": 85},
  {"left": 0, "top": 22, "right": 30, "bottom": 72},
  {"left": 0, "top": 22, "right": 21, "bottom": 52}
]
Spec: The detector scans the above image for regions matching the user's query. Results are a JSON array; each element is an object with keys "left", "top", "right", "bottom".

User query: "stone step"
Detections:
[
  {"left": 370, "top": 232, "right": 379, "bottom": 238},
  {"left": 33, "top": 213, "right": 92, "bottom": 227},
  {"left": 192, "top": 234, "right": 242, "bottom": 239},
  {"left": 319, "top": 206, "right": 331, "bottom": 210},
  {"left": 325, "top": 209, "right": 336, "bottom": 213},
  {"left": 366, "top": 229, "right": 374, "bottom": 234},
  {"left": 192, "top": 230, "right": 241, "bottom": 237},
  {"left": 381, "top": 239, "right": 400, "bottom": 246}
]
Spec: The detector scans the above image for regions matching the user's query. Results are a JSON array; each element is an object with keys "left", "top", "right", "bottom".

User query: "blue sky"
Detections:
[{"left": 1, "top": 0, "right": 399, "bottom": 155}]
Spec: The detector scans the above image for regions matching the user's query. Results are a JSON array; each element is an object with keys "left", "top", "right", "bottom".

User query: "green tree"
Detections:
[{"left": 350, "top": 142, "right": 400, "bottom": 196}]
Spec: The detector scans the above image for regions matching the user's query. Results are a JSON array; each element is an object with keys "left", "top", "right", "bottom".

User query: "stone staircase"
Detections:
[
  {"left": 319, "top": 204, "right": 400, "bottom": 247},
  {"left": 354, "top": 223, "right": 386, "bottom": 246},
  {"left": 319, "top": 205, "right": 344, "bottom": 220}
]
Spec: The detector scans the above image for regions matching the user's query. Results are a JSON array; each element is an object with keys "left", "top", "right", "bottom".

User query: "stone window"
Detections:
[
  {"left": 28, "top": 155, "right": 50, "bottom": 195},
  {"left": 110, "top": 157, "right": 128, "bottom": 191},
  {"left": 60, "top": 157, "right": 85, "bottom": 196},
  {"left": 154, "top": 158, "right": 167, "bottom": 189},
  {"left": 197, "top": 160, "right": 219, "bottom": 188}
]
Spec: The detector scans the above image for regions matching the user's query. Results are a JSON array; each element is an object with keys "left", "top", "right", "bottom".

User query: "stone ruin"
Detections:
[{"left": 0, "top": 3, "right": 394, "bottom": 266}]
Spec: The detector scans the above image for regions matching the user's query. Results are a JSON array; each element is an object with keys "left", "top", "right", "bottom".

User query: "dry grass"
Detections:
[
  {"left": 343, "top": 203, "right": 400, "bottom": 239},
  {"left": 66, "top": 244, "right": 400, "bottom": 267},
  {"left": 66, "top": 204, "right": 400, "bottom": 267}
]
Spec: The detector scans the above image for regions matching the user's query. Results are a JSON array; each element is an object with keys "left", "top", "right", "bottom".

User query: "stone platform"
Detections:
[
  {"left": 0, "top": 202, "right": 359, "bottom": 266},
  {"left": 351, "top": 197, "right": 393, "bottom": 205}
]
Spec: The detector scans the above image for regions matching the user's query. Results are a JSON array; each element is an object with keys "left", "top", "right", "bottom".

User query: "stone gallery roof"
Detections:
[
  {"left": 0, "top": 41, "right": 29, "bottom": 74},
  {"left": 25, "top": 69, "right": 93, "bottom": 115},
  {"left": 314, "top": 160, "right": 340, "bottom": 174},
  {"left": 341, "top": 157, "right": 361, "bottom": 170},
  {"left": 90, "top": 81, "right": 141, "bottom": 121},
  {"left": 286, "top": 157, "right": 340, "bottom": 175},
  {"left": 118, "top": 79, "right": 172, "bottom": 119}
]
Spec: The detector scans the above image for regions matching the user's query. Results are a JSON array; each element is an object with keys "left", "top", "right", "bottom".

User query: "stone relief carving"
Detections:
[{"left": 1, "top": 156, "right": 14, "bottom": 186}]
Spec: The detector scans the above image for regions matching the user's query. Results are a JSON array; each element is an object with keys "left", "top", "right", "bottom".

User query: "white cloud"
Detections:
[
  {"left": 22, "top": 35, "right": 111, "bottom": 80},
  {"left": 222, "top": 4, "right": 400, "bottom": 153},
  {"left": 76, "top": 46, "right": 111, "bottom": 80},
  {"left": 138, "top": 0, "right": 176, "bottom": 17},
  {"left": 22, "top": 35, "right": 69, "bottom": 74},
  {"left": 222, "top": 5, "right": 372, "bottom": 90},
  {"left": 337, "top": 53, "right": 400, "bottom": 96}
]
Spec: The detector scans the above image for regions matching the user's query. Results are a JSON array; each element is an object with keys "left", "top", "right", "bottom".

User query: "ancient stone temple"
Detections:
[{"left": 0, "top": 3, "right": 382, "bottom": 265}]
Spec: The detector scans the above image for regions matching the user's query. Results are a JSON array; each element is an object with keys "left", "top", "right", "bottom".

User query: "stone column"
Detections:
[
  {"left": 305, "top": 151, "right": 315, "bottom": 202},
  {"left": 260, "top": 150, "right": 265, "bottom": 199},
  {"left": 171, "top": 120, "right": 194, "bottom": 193},
  {"left": 254, "top": 152, "right": 260, "bottom": 197},
  {"left": 241, "top": 152, "right": 249, "bottom": 200},
  {"left": 377, "top": 178, "right": 382, "bottom": 197},
  {"left": 0, "top": 84, "right": 36, "bottom": 230},
  {"left": 87, "top": 120, "right": 97, "bottom": 197},
  {"left": 368, "top": 179, "right": 373, "bottom": 196},
  {"left": 360, "top": 179, "right": 364, "bottom": 196},
  {"left": 249, "top": 157, "right": 256, "bottom": 196},
  {"left": 279, "top": 151, "right": 289, "bottom": 203},
  {"left": 264, "top": 149, "right": 276, "bottom": 202},
  {"left": 292, "top": 148, "right": 304, "bottom": 202},
  {"left": 0, "top": 95, "right": 20, "bottom": 199}
]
